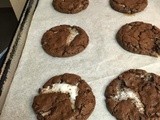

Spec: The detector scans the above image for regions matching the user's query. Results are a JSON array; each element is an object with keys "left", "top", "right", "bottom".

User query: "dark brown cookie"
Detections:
[
  {"left": 52, "top": 0, "right": 89, "bottom": 14},
  {"left": 32, "top": 73, "right": 95, "bottom": 120},
  {"left": 41, "top": 25, "right": 89, "bottom": 57},
  {"left": 117, "top": 22, "right": 160, "bottom": 57},
  {"left": 105, "top": 69, "right": 160, "bottom": 120},
  {"left": 110, "top": 0, "right": 148, "bottom": 14}
]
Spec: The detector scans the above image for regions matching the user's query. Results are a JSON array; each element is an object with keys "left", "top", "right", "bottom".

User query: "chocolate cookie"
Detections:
[
  {"left": 110, "top": 0, "right": 148, "bottom": 14},
  {"left": 32, "top": 73, "right": 95, "bottom": 120},
  {"left": 117, "top": 22, "right": 160, "bottom": 57},
  {"left": 41, "top": 25, "right": 89, "bottom": 57},
  {"left": 105, "top": 69, "right": 160, "bottom": 120},
  {"left": 52, "top": 0, "right": 89, "bottom": 14}
]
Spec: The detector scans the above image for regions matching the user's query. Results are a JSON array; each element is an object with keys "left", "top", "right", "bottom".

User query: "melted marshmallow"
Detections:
[
  {"left": 66, "top": 28, "right": 79, "bottom": 45},
  {"left": 114, "top": 88, "right": 144, "bottom": 113},
  {"left": 41, "top": 83, "right": 79, "bottom": 109},
  {"left": 41, "top": 111, "right": 51, "bottom": 117}
]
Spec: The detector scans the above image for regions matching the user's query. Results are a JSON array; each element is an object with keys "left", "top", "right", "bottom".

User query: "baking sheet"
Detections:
[
  {"left": 1, "top": 0, "right": 160, "bottom": 119},
  {"left": 0, "top": 0, "right": 38, "bottom": 114}
]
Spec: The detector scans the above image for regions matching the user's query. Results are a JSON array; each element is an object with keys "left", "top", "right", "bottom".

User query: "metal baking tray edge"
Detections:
[{"left": 0, "top": 0, "right": 39, "bottom": 114}]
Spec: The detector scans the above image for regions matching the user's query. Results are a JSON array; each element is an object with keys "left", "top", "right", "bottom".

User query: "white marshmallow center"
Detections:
[
  {"left": 66, "top": 28, "right": 79, "bottom": 45},
  {"left": 41, "top": 83, "right": 79, "bottom": 109},
  {"left": 113, "top": 88, "right": 144, "bottom": 113}
]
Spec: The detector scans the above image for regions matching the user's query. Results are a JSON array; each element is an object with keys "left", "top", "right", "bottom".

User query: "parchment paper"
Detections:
[{"left": 1, "top": 0, "right": 160, "bottom": 119}]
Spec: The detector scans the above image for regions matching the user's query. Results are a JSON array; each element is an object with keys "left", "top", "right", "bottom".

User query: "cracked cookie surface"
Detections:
[
  {"left": 110, "top": 0, "right": 148, "bottom": 14},
  {"left": 117, "top": 22, "right": 160, "bottom": 57},
  {"left": 52, "top": 0, "right": 89, "bottom": 14},
  {"left": 105, "top": 69, "right": 160, "bottom": 120},
  {"left": 41, "top": 25, "right": 89, "bottom": 57},
  {"left": 32, "top": 73, "right": 95, "bottom": 120}
]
